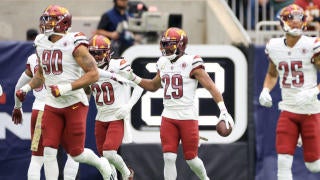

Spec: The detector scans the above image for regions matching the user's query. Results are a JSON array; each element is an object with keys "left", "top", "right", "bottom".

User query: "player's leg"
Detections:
[
  {"left": 301, "top": 113, "right": 320, "bottom": 173},
  {"left": 64, "top": 102, "right": 111, "bottom": 180},
  {"left": 64, "top": 154, "right": 80, "bottom": 180},
  {"left": 180, "top": 120, "right": 209, "bottom": 180},
  {"left": 160, "top": 117, "right": 180, "bottom": 180},
  {"left": 110, "top": 164, "right": 118, "bottom": 180},
  {"left": 97, "top": 120, "right": 132, "bottom": 179},
  {"left": 276, "top": 111, "right": 299, "bottom": 180},
  {"left": 28, "top": 110, "right": 44, "bottom": 180},
  {"left": 42, "top": 106, "right": 65, "bottom": 180}
]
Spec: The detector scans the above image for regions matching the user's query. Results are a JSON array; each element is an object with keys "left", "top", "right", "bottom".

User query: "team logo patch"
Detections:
[
  {"left": 302, "top": 48, "right": 307, "bottom": 54},
  {"left": 181, "top": 62, "right": 187, "bottom": 69}
]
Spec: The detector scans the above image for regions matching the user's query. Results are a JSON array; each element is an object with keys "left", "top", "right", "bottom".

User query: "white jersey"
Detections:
[
  {"left": 265, "top": 35, "right": 320, "bottom": 114},
  {"left": 157, "top": 54, "right": 204, "bottom": 120},
  {"left": 26, "top": 54, "right": 46, "bottom": 111},
  {"left": 91, "top": 58, "right": 133, "bottom": 122},
  {"left": 34, "top": 32, "right": 89, "bottom": 108}
]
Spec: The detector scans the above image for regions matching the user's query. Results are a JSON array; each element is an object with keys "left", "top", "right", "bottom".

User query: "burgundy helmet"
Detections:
[
  {"left": 160, "top": 27, "right": 188, "bottom": 60},
  {"left": 40, "top": 5, "right": 72, "bottom": 36}
]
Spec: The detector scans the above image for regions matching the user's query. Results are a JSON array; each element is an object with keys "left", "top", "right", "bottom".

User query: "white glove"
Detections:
[
  {"left": 118, "top": 70, "right": 142, "bottom": 84},
  {"left": 219, "top": 110, "right": 234, "bottom": 129},
  {"left": 0, "top": 84, "right": 3, "bottom": 96},
  {"left": 297, "top": 134, "right": 302, "bottom": 147},
  {"left": 259, "top": 88, "right": 272, "bottom": 107},
  {"left": 115, "top": 104, "right": 132, "bottom": 120},
  {"left": 295, "top": 87, "right": 319, "bottom": 105}
]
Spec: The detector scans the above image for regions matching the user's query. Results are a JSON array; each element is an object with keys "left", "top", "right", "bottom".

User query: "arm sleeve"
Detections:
[
  {"left": 128, "top": 84, "right": 144, "bottom": 107},
  {"left": 98, "top": 68, "right": 114, "bottom": 79},
  {"left": 14, "top": 72, "right": 32, "bottom": 108}
]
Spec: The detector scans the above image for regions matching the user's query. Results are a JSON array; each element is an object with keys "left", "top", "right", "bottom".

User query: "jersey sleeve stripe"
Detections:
[{"left": 119, "top": 64, "right": 131, "bottom": 71}]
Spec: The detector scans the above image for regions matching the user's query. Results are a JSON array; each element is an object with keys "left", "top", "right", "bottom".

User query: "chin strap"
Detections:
[
  {"left": 282, "top": 20, "right": 303, "bottom": 36},
  {"left": 166, "top": 54, "right": 177, "bottom": 61}
]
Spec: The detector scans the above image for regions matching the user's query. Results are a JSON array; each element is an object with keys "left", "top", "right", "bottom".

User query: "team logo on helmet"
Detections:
[
  {"left": 89, "top": 35, "right": 112, "bottom": 68},
  {"left": 279, "top": 4, "right": 307, "bottom": 36}
]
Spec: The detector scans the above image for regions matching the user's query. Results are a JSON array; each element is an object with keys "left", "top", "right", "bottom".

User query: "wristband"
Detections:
[
  {"left": 262, "top": 87, "right": 270, "bottom": 93},
  {"left": 217, "top": 101, "right": 227, "bottom": 112},
  {"left": 58, "top": 84, "right": 72, "bottom": 95},
  {"left": 21, "top": 84, "right": 32, "bottom": 93},
  {"left": 133, "top": 76, "right": 142, "bottom": 84}
]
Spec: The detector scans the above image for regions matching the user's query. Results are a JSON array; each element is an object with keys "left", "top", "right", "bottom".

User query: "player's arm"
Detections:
[
  {"left": 73, "top": 45, "right": 99, "bottom": 89},
  {"left": 192, "top": 68, "right": 223, "bottom": 103},
  {"left": 118, "top": 70, "right": 162, "bottom": 92},
  {"left": 138, "top": 72, "right": 162, "bottom": 92},
  {"left": 258, "top": 59, "right": 278, "bottom": 107},
  {"left": 115, "top": 83, "right": 144, "bottom": 119},
  {"left": 12, "top": 68, "right": 34, "bottom": 124},
  {"left": 14, "top": 68, "right": 33, "bottom": 107},
  {"left": 50, "top": 45, "right": 99, "bottom": 97},
  {"left": 29, "top": 55, "right": 45, "bottom": 90},
  {"left": 262, "top": 59, "right": 278, "bottom": 91},
  {"left": 192, "top": 67, "right": 234, "bottom": 128},
  {"left": 16, "top": 58, "right": 44, "bottom": 102}
]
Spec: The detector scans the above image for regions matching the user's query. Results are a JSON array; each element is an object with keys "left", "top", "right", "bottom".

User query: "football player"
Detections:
[
  {"left": 259, "top": 4, "right": 320, "bottom": 180},
  {"left": 117, "top": 27, "right": 234, "bottom": 180},
  {"left": 88, "top": 34, "right": 141, "bottom": 180},
  {"left": 15, "top": 5, "right": 114, "bottom": 180},
  {"left": 12, "top": 54, "right": 80, "bottom": 180}
]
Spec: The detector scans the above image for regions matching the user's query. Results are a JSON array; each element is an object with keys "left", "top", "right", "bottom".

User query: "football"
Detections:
[{"left": 216, "top": 120, "right": 232, "bottom": 137}]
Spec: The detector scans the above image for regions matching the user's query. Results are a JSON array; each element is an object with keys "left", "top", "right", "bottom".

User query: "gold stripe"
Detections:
[{"left": 31, "top": 111, "right": 43, "bottom": 151}]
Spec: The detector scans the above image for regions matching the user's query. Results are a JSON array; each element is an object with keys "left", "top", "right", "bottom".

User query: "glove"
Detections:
[
  {"left": 49, "top": 84, "right": 72, "bottom": 97},
  {"left": 115, "top": 104, "right": 132, "bottom": 120},
  {"left": 219, "top": 110, "right": 234, "bottom": 129},
  {"left": 297, "top": 134, "right": 303, "bottom": 147},
  {"left": 0, "top": 84, "right": 3, "bottom": 96},
  {"left": 295, "top": 87, "right": 319, "bottom": 105},
  {"left": 117, "top": 70, "right": 142, "bottom": 84},
  {"left": 259, "top": 88, "right": 272, "bottom": 107},
  {"left": 12, "top": 107, "right": 23, "bottom": 124},
  {"left": 16, "top": 84, "right": 32, "bottom": 102}
]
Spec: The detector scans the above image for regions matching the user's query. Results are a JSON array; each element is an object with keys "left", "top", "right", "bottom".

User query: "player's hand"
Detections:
[
  {"left": 115, "top": 104, "right": 132, "bottom": 120},
  {"left": 259, "top": 88, "right": 272, "bottom": 107},
  {"left": 117, "top": 70, "right": 141, "bottom": 84},
  {"left": 16, "top": 90, "right": 27, "bottom": 102},
  {"left": 218, "top": 110, "right": 234, "bottom": 129},
  {"left": 16, "top": 84, "right": 32, "bottom": 102},
  {"left": 295, "top": 87, "right": 319, "bottom": 105},
  {"left": 49, "top": 84, "right": 72, "bottom": 97},
  {"left": 0, "top": 84, "right": 3, "bottom": 96},
  {"left": 297, "top": 134, "right": 303, "bottom": 147},
  {"left": 12, "top": 107, "right": 23, "bottom": 124}
]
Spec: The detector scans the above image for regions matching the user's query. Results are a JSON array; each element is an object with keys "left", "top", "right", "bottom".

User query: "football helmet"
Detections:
[
  {"left": 160, "top": 27, "right": 188, "bottom": 61},
  {"left": 39, "top": 5, "right": 72, "bottom": 36},
  {"left": 89, "top": 35, "right": 112, "bottom": 68},
  {"left": 279, "top": 4, "right": 307, "bottom": 36}
]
